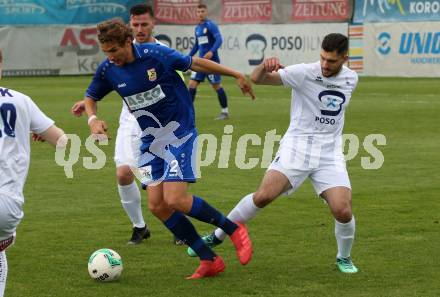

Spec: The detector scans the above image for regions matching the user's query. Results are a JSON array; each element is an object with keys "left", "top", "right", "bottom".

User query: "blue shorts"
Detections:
[
  {"left": 138, "top": 129, "right": 197, "bottom": 187},
  {"left": 190, "top": 71, "right": 222, "bottom": 84}
]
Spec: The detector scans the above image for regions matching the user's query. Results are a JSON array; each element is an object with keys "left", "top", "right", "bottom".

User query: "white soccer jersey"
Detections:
[
  {"left": 0, "top": 87, "right": 54, "bottom": 202},
  {"left": 278, "top": 62, "right": 358, "bottom": 140}
]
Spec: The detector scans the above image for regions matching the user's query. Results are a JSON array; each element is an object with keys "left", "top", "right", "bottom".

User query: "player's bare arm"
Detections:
[
  {"left": 37, "top": 125, "right": 67, "bottom": 147},
  {"left": 251, "top": 57, "right": 284, "bottom": 86},
  {"left": 191, "top": 57, "right": 255, "bottom": 99},
  {"left": 84, "top": 96, "right": 109, "bottom": 140}
]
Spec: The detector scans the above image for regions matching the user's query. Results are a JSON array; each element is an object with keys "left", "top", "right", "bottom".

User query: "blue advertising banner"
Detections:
[
  {"left": 0, "top": 0, "right": 145, "bottom": 25},
  {"left": 354, "top": 0, "right": 440, "bottom": 23}
]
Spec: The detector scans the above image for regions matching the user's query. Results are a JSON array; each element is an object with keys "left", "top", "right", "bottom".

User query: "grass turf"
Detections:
[{"left": 1, "top": 75, "right": 439, "bottom": 297}]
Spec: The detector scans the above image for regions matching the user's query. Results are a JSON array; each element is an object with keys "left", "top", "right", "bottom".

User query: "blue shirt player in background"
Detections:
[
  {"left": 188, "top": 3, "right": 230, "bottom": 120},
  {"left": 84, "top": 19, "right": 254, "bottom": 279}
]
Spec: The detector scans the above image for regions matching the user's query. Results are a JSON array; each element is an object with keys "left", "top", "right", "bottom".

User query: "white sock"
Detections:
[
  {"left": 221, "top": 107, "right": 229, "bottom": 113},
  {"left": 0, "top": 251, "right": 7, "bottom": 297},
  {"left": 214, "top": 193, "right": 261, "bottom": 241},
  {"left": 118, "top": 182, "right": 146, "bottom": 228},
  {"left": 335, "top": 216, "right": 355, "bottom": 259}
]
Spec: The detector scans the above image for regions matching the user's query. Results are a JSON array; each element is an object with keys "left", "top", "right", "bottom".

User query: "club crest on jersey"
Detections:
[{"left": 147, "top": 68, "right": 157, "bottom": 81}]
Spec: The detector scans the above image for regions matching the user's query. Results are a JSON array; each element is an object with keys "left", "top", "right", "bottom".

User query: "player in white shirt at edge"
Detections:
[
  {"left": 71, "top": 4, "right": 182, "bottom": 245},
  {"left": 0, "top": 49, "right": 67, "bottom": 297},
  {"left": 187, "top": 33, "right": 360, "bottom": 274}
]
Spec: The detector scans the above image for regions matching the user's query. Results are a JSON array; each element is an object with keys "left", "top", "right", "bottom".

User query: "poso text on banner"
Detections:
[{"left": 156, "top": 23, "right": 347, "bottom": 74}]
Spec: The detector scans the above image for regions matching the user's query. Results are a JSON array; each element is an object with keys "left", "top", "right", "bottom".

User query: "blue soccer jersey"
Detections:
[
  {"left": 86, "top": 43, "right": 197, "bottom": 184},
  {"left": 86, "top": 43, "right": 194, "bottom": 143},
  {"left": 188, "top": 19, "right": 222, "bottom": 63}
]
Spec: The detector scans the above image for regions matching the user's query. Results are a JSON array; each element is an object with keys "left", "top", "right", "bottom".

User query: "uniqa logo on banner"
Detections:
[{"left": 377, "top": 32, "right": 392, "bottom": 55}]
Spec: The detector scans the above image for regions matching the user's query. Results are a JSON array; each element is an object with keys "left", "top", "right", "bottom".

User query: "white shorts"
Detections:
[
  {"left": 268, "top": 136, "right": 351, "bottom": 196},
  {"left": 0, "top": 194, "right": 23, "bottom": 241},
  {"left": 114, "top": 108, "right": 142, "bottom": 168}
]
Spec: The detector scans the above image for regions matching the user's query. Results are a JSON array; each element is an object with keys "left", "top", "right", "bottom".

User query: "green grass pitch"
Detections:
[{"left": 2, "top": 75, "right": 439, "bottom": 297}]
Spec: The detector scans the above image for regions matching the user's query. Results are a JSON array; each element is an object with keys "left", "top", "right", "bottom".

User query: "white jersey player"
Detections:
[
  {"left": 0, "top": 79, "right": 66, "bottom": 296},
  {"left": 187, "top": 33, "right": 360, "bottom": 274}
]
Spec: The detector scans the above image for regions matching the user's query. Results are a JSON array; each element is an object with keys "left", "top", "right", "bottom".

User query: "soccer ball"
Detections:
[{"left": 88, "top": 248, "right": 123, "bottom": 282}]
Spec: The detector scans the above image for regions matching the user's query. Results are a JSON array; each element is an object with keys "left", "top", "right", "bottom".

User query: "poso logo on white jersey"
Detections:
[
  {"left": 318, "top": 90, "right": 346, "bottom": 116},
  {"left": 123, "top": 85, "right": 166, "bottom": 110}
]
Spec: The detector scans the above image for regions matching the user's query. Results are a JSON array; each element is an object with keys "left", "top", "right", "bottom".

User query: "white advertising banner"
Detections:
[
  {"left": 0, "top": 23, "right": 347, "bottom": 76},
  {"left": 363, "top": 22, "right": 440, "bottom": 77},
  {"left": 0, "top": 26, "right": 106, "bottom": 76},
  {"left": 156, "top": 23, "right": 348, "bottom": 74}
]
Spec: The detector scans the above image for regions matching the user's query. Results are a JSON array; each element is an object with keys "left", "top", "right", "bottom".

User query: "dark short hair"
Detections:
[
  {"left": 321, "top": 33, "right": 348, "bottom": 55},
  {"left": 197, "top": 4, "right": 207, "bottom": 9},
  {"left": 97, "top": 19, "right": 133, "bottom": 46},
  {"left": 130, "top": 4, "right": 154, "bottom": 17}
]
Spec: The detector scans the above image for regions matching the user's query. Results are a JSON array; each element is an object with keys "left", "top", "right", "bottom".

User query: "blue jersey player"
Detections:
[
  {"left": 84, "top": 19, "right": 255, "bottom": 279},
  {"left": 188, "top": 3, "right": 230, "bottom": 120}
]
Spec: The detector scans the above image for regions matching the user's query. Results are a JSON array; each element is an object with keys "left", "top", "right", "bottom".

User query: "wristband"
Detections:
[{"left": 87, "top": 115, "right": 98, "bottom": 125}]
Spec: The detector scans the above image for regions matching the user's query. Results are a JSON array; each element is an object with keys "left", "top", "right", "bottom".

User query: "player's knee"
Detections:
[
  {"left": 116, "top": 166, "right": 134, "bottom": 185},
  {"left": 253, "top": 190, "right": 276, "bottom": 208},
  {"left": 148, "top": 200, "right": 166, "bottom": 216},
  {"left": 333, "top": 204, "right": 352, "bottom": 223},
  {"left": 212, "top": 84, "right": 221, "bottom": 91},
  {"left": 163, "top": 195, "right": 185, "bottom": 211}
]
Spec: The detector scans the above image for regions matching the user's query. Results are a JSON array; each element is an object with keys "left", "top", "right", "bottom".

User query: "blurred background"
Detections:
[{"left": 0, "top": 0, "right": 439, "bottom": 77}]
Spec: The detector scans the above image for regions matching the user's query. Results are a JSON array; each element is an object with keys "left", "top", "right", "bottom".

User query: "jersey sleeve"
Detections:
[
  {"left": 25, "top": 96, "right": 55, "bottom": 134},
  {"left": 85, "top": 62, "right": 113, "bottom": 101},
  {"left": 208, "top": 22, "right": 222, "bottom": 53},
  {"left": 158, "top": 46, "right": 192, "bottom": 72},
  {"left": 278, "top": 64, "right": 306, "bottom": 89}
]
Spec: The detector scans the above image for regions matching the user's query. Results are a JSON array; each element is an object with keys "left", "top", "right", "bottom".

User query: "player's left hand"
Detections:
[
  {"left": 236, "top": 75, "right": 256, "bottom": 100},
  {"left": 203, "top": 51, "right": 213, "bottom": 60}
]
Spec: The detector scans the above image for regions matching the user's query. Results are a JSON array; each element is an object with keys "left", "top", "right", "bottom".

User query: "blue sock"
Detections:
[
  {"left": 187, "top": 196, "right": 238, "bottom": 236},
  {"left": 189, "top": 88, "right": 197, "bottom": 102},
  {"left": 216, "top": 88, "right": 228, "bottom": 109},
  {"left": 164, "top": 212, "right": 216, "bottom": 260}
]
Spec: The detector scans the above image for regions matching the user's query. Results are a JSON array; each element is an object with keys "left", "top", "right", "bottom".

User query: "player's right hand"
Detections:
[
  {"left": 263, "top": 57, "right": 284, "bottom": 73},
  {"left": 236, "top": 75, "right": 256, "bottom": 100},
  {"left": 89, "top": 118, "right": 110, "bottom": 142},
  {"left": 71, "top": 100, "right": 86, "bottom": 117}
]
